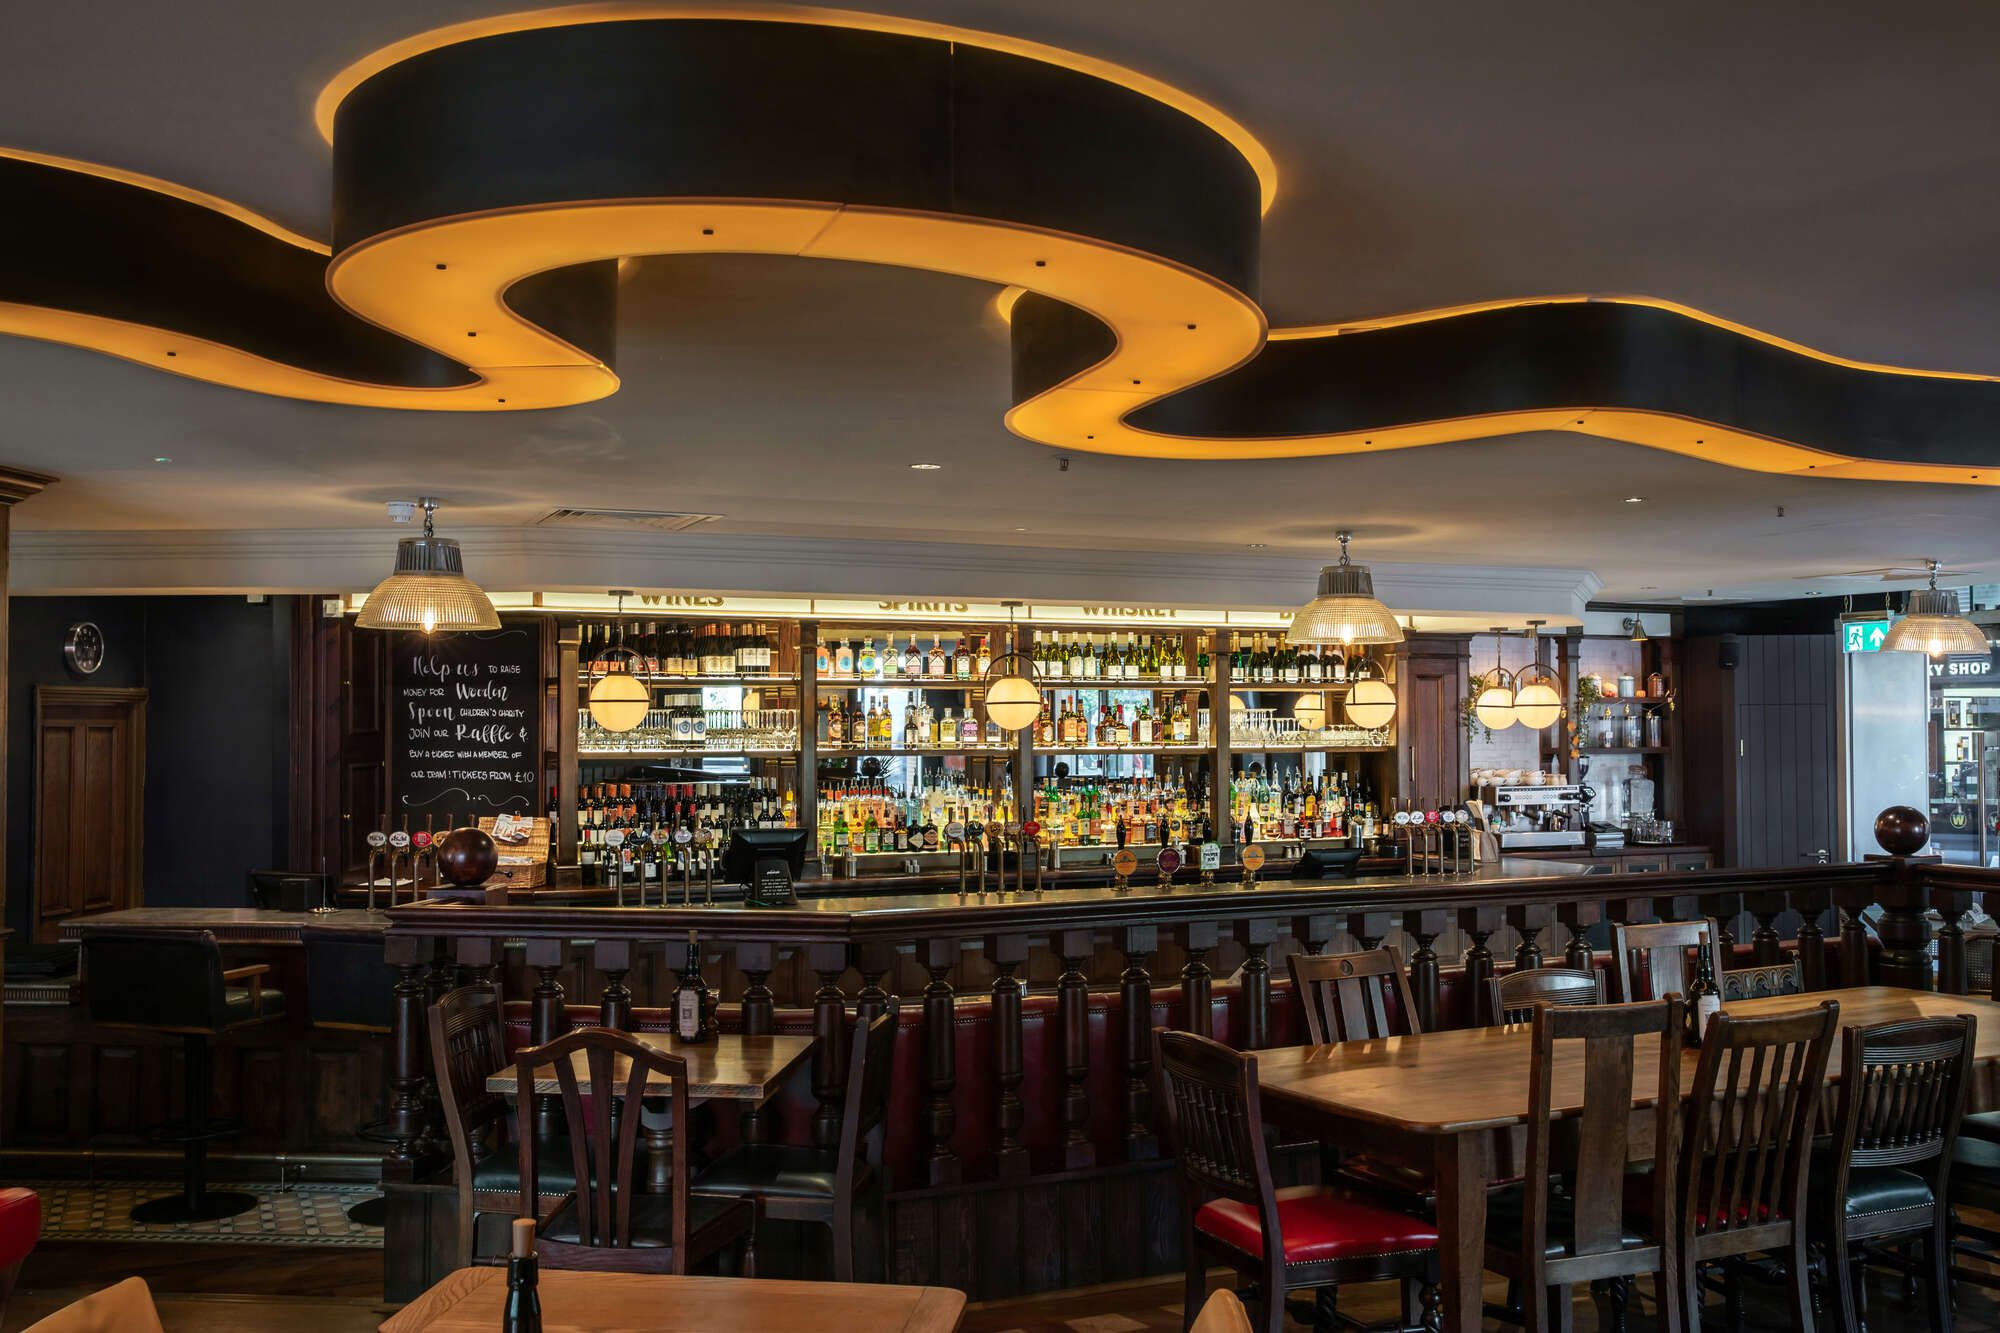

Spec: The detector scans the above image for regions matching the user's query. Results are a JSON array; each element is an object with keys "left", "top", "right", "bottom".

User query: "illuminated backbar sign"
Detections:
[{"left": 0, "top": 8, "right": 1996, "bottom": 483}]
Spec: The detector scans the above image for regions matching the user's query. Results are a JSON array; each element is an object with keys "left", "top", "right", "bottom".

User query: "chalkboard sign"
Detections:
[{"left": 391, "top": 625, "right": 542, "bottom": 823}]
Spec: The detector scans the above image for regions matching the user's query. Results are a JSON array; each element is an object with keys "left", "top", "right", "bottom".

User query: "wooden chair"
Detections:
[
  {"left": 516, "top": 1026, "right": 757, "bottom": 1274},
  {"left": 1815, "top": 1015, "right": 1975, "bottom": 1333},
  {"left": 1287, "top": 946, "right": 1420, "bottom": 1043},
  {"left": 1157, "top": 1029, "right": 1440, "bottom": 1333},
  {"left": 20, "top": 1276, "right": 164, "bottom": 1333},
  {"left": 1721, "top": 960, "right": 1804, "bottom": 1001},
  {"left": 1609, "top": 918, "right": 1726, "bottom": 1003},
  {"left": 1189, "top": 1286, "right": 1254, "bottom": 1333},
  {"left": 1489, "top": 966, "right": 1604, "bottom": 1025},
  {"left": 1656, "top": 1001, "right": 1839, "bottom": 1331},
  {"left": 428, "top": 985, "right": 574, "bottom": 1268},
  {"left": 697, "top": 1002, "right": 897, "bottom": 1282},
  {"left": 1483, "top": 998, "right": 1684, "bottom": 1333}
]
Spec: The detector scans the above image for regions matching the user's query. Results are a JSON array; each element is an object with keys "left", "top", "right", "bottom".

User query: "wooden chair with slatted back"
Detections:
[
  {"left": 1287, "top": 946, "right": 1420, "bottom": 1043},
  {"left": 516, "top": 1026, "right": 756, "bottom": 1274},
  {"left": 1609, "top": 918, "right": 1726, "bottom": 1002},
  {"left": 1488, "top": 965, "right": 1604, "bottom": 1025},
  {"left": 1721, "top": 960, "right": 1804, "bottom": 1001},
  {"left": 1819, "top": 1015, "right": 1975, "bottom": 1333},
  {"left": 1658, "top": 1000, "right": 1840, "bottom": 1330},
  {"left": 1483, "top": 997, "right": 1685, "bottom": 1333},
  {"left": 430, "top": 984, "right": 572, "bottom": 1269}
]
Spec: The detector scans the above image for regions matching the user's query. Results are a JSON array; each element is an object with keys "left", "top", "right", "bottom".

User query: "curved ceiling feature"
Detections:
[{"left": 0, "top": 4, "right": 1995, "bottom": 486}]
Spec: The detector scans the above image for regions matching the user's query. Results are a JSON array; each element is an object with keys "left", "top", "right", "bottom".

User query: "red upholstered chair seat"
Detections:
[
  {"left": 0, "top": 1188, "right": 39, "bottom": 1269},
  {"left": 1194, "top": 1185, "right": 1438, "bottom": 1263}
]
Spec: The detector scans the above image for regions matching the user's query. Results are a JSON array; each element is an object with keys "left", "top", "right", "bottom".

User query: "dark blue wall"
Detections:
[{"left": 6, "top": 595, "right": 292, "bottom": 935}]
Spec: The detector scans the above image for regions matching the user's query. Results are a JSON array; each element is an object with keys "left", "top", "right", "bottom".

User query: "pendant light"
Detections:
[
  {"left": 1883, "top": 559, "right": 1991, "bottom": 658},
  {"left": 1471, "top": 628, "right": 1518, "bottom": 731},
  {"left": 585, "top": 591, "right": 651, "bottom": 732},
  {"left": 981, "top": 601, "right": 1044, "bottom": 732},
  {"left": 1288, "top": 530, "right": 1405, "bottom": 646},
  {"left": 1510, "top": 621, "right": 1564, "bottom": 730},
  {"left": 356, "top": 496, "right": 500, "bottom": 632},
  {"left": 1624, "top": 615, "right": 1651, "bottom": 643},
  {"left": 1293, "top": 693, "right": 1328, "bottom": 731},
  {"left": 1342, "top": 659, "right": 1398, "bottom": 730}
]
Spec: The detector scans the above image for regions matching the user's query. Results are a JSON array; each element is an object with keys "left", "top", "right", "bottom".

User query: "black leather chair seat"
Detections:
[
  {"left": 697, "top": 1143, "right": 863, "bottom": 1199},
  {"left": 542, "top": 1189, "right": 752, "bottom": 1248},
  {"left": 1486, "top": 1183, "right": 1649, "bottom": 1259},
  {"left": 222, "top": 986, "right": 283, "bottom": 1026},
  {"left": 468, "top": 1138, "right": 578, "bottom": 1196},
  {"left": 1960, "top": 1110, "right": 2000, "bottom": 1144},
  {"left": 1952, "top": 1134, "right": 2000, "bottom": 1210},
  {"left": 1809, "top": 1163, "right": 1933, "bottom": 1221}
]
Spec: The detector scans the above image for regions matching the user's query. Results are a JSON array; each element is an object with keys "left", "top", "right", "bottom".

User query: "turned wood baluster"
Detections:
[
  {"left": 1295, "top": 912, "right": 1339, "bottom": 956},
  {"left": 1402, "top": 909, "right": 1447, "bottom": 1033},
  {"left": 1348, "top": 911, "right": 1393, "bottom": 953},
  {"left": 1458, "top": 906, "right": 1504, "bottom": 1028},
  {"left": 1745, "top": 890, "right": 1786, "bottom": 967},
  {"left": 1793, "top": 889, "right": 1828, "bottom": 991},
  {"left": 1710, "top": 892, "right": 1742, "bottom": 950},
  {"left": 1507, "top": 902, "right": 1553, "bottom": 973},
  {"left": 454, "top": 936, "right": 499, "bottom": 998},
  {"left": 525, "top": 938, "right": 570, "bottom": 1145},
  {"left": 1057, "top": 928, "right": 1096, "bottom": 1170},
  {"left": 1236, "top": 918, "right": 1278, "bottom": 1050},
  {"left": 594, "top": 939, "right": 633, "bottom": 1031},
  {"left": 853, "top": 941, "right": 896, "bottom": 1026},
  {"left": 736, "top": 942, "right": 776, "bottom": 1145},
  {"left": 990, "top": 933, "right": 1031, "bottom": 1181},
  {"left": 1558, "top": 900, "right": 1600, "bottom": 972},
  {"left": 1835, "top": 889, "right": 1873, "bottom": 988},
  {"left": 425, "top": 937, "right": 456, "bottom": 1006},
  {"left": 1120, "top": 923, "right": 1159, "bottom": 1160},
  {"left": 1180, "top": 921, "right": 1217, "bottom": 1039},
  {"left": 1935, "top": 889, "right": 1974, "bottom": 995},
  {"left": 919, "top": 937, "right": 961, "bottom": 1185},
  {"left": 807, "top": 941, "right": 851, "bottom": 1151},
  {"left": 384, "top": 934, "right": 432, "bottom": 1164}
]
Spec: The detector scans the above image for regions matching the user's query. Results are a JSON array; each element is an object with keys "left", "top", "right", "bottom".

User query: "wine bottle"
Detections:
[
  {"left": 675, "top": 930, "right": 716, "bottom": 1042},
  {"left": 1687, "top": 930, "right": 1721, "bottom": 1043},
  {"left": 503, "top": 1218, "right": 542, "bottom": 1332}
]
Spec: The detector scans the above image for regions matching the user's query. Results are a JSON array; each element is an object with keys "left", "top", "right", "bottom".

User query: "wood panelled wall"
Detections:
[
  {"left": 1397, "top": 635, "right": 1471, "bottom": 806},
  {"left": 289, "top": 598, "right": 389, "bottom": 880},
  {"left": 1682, "top": 633, "right": 1839, "bottom": 867}
]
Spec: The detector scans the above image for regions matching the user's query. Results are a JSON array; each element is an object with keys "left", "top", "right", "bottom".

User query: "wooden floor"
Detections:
[{"left": 6, "top": 1242, "right": 2000, "bottom": 1331}]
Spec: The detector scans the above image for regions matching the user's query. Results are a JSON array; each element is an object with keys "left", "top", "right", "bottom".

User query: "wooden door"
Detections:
[
  {"left": 1396, "top": 635, "right": 1472, "bottom": 806},
  {"left": 33, "top": 686, "right": 146, "bottom": 941}
]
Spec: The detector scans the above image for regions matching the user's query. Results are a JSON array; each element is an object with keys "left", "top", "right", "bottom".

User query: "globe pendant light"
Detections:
[
  {"left": 1471, "top": 627, "right": 1517, "bottom": 731},
  {"left": 356, "top": 496, "right": 500, "bottom": 632},
  {"left": 586, "top": 591, "right": 651, "bottom": 733},
  {"left": 1510, "top": 620, "right": 1564, "bottom": 731},
  {"left": 1343, "top": 659, "right": 1397, "bottom": 730},
  {"left": 981, "top": 601, "right": 1044, "bottom": 732},
  {"left": 1289, "top": 530, "right": 1405, "bottom": 645},
  {"left": 1293, "top": 693, "right": 1328, "bottom": 731},
  {"left": 1883, "top": 559, "right": 1991, "bottom": 658}
]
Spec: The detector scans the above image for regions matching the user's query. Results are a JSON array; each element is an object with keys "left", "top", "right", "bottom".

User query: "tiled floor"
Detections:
[{"left": 25, "top": 1181, "right": 384, "bottom": 1249}]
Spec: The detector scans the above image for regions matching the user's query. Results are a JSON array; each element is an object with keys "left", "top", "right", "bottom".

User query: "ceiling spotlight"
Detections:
[
  {"left": 153, "top": 456, "right": 172, "bottom": 464},
  {"left": 1624, "top": 496, "right": 1646, "bottom": 504},
  {"left": 1883, "top": 558, "right": 1990, "bottom": 658},
  {"left": 1288, "top": 530, "right": 1404, "bottom": 646},
  {"left": 910, "top": 462, "right": 943, "bottom": 471}
]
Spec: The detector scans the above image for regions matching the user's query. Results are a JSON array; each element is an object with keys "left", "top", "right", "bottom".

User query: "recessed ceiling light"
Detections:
[
  {"left": 1247, "top": 542, "right": 1266, "bottom": 549},
  {"left": 153, "top": 456, "right": 172, "bottom": 463},
  {"left": 1013, "top": 527, "right": 1028, "bottom": 532},
  {"left": 1624, "top": 496, "right": 1645, "bottom": 504},
  {"left": 909, "top": 462, "right": 942, "bottom": 471}
]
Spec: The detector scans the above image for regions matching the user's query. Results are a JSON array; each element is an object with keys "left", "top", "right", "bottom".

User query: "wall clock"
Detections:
[{"left": 63, "top": 621, "right": 104, "bottom": 675}]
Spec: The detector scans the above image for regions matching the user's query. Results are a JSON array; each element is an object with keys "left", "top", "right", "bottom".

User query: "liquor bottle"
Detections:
[
  {"left": 1330, "top": 649, "right": 1348, "bottom": 684},
  {"left": 1687, "top": 932, "right": 1721, "bottom": 1043},
  {"left": 928, "top": 637, "right": 948, "bottom": 678},
  {"left": 959, "top": 708, "right": 980, "bottom": 746},
  {"left": 1114, "top": 704, "right": 1133, "bottom": 747},
  {"left": 834, "top": 638, "right": 856, "bottom": 676},
  {"left": 882, "top": 635, "right": 902, "bottom": 678},
  {"left": 976, "top": 635, "right": 993, "bottom": 677},
  {"left": 826, "top": 698, "right": 847, "bottom": 747},
  {"left": 1279, "top": 635, "right": 1300, "bottom": 684},
  {"left": 1135, "top": 703, "right": 1155, "bottom": 746},
  {"left": 1061, "top": 634, "right": 1082, "bottom": 679},
  {"left": 858, "top": 636, "right": 879, "bottom": 677},
  {"left": 903, "top": 636, "right": 923, "bottom": 677},
  {"left": 939, "top": 708, "right": 959, "bottom": 749},
  {"left": 503, "top": 1218, "right": 542, "bottom": 1333},
  {"left": 953, "top": 637, "right": 973, "bottom": 680},
  {"left": 675, "top": 931, "right": 716, "bottom": 1042},
  {"left": 1035, "top": 698, "right": 1055, "bottom": 746}
]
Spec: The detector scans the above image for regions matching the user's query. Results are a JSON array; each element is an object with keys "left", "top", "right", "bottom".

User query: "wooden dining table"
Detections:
[
  {"left": 485, "top": 1032, "right": 815, "bottom": 1101},
  {"left": 1254, "top": 985, "right": 2000, "bottom": 1333},
  {"left": 381, "top": 1266, "right": 966, "bottom": 1331}
]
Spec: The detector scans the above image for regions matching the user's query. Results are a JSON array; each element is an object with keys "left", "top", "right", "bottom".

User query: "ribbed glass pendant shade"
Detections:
[
  {"left": 356, "top": 501, "right": 500, "bottom": 632},
  {"left": 1883, "top": 587, "right": 1989, "bottom": 658},
  {"left": 1289, "top": 533, "right": 1403, "bottom": 645}
]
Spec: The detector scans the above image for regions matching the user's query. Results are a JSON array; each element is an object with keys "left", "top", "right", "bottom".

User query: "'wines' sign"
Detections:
[{"left": 390, "top": 624, "right": 543, "bottom": 824}]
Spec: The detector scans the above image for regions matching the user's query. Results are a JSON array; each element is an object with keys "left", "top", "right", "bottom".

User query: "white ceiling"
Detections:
[{"left": 3, "top": 0, "right": 1999, "bottom": 607}]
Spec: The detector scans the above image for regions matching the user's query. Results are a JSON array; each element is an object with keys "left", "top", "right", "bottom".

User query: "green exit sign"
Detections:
[{"left": 1842, "top": 618, "right": 1891, "bottom": 653}]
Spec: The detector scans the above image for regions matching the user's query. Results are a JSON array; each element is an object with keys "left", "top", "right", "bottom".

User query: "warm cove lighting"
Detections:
[
  {"left": 1288, "top": 530, "right": 1404, "bottom": 646},
  {"left": 1883, "top": 559, "right": 1990, "bottom": 658},
  {"left": 355, "top": 497, "right": 499, "bottom": 633}
]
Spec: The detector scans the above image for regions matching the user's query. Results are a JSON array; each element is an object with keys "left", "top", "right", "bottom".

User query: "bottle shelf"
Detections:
[
  {"left": 1036, "top": 744, "right": 1214, "bottom": 756},
  {"left": 579, "top": 748, "right": 801, "bottom": 760},
  {"left": 578, "top": 674, "right": 802, "bottom": 688},
  {"left": 1232, "top": 743, "right": 1394, "bottom": 753},
  {"left": 817, "top": 675, "right": 1218, "bottom": 690},
  {"left": 819, "top": 746, "right": 1018, "bottom": 757}
]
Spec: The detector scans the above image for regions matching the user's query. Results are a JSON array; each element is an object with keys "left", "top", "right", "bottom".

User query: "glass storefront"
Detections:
[{"left": 1929, "top": 645, "right": 2000, "bottom": 866}]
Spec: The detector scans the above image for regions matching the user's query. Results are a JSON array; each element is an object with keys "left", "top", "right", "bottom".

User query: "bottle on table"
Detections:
[
  {"left": 1687, "top": 930, "right": 1721, "bottom": 1043},
  {"left": 503, "top": 1217, "right": 542, "bottom": 1332}
]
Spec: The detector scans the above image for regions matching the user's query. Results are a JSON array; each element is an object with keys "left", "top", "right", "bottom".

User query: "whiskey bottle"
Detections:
[
  {"left": 674, "top": 930, "right": 716, "bottom": 1043},
  {"left": 903, "top": 636, "right": 923, "bottom": 676},
  {"left": 928, "top": 637, "right": 948, "bottom": 678},
  {"left": 503, "top": 1218, "right": 542, "bottom": 1333}
]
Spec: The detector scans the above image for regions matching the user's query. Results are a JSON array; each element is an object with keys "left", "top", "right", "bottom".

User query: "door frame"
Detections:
[{"left": 32, "top": 685, "right": 147, "bottom": 940}]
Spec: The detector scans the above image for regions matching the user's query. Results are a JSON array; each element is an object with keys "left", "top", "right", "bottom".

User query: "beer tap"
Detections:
[
  {"left": 1026, "top": 820, "right": 1045, "bottom": 896},
  {"left": 703, "top": 827, "right": 721, "bottom": 906},
  {"left": 967, "top": 821, "right": 988, "bottom": 898},
  {"left": 411, "top": 815, "right": 438, "bottom": 898},
  {"left": 607, "top": 829, "right": 628, "bottom": 906},
  {"left": 676, "top": 823, "right": 696, "bottom": 906},
  {"left": 364, "top": 830, "right": 389, "bottom": 913},
  {"left": 388, "top": 824, "right": 413, "bottom": 905},
  {"left": 948, "top": 820, "right": 970, "bottom": 899},
  {"left": 1392, "top": 806, "right": 1416, "bottom": 877}
]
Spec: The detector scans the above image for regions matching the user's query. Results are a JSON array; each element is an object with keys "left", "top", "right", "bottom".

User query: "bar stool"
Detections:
[
  {"left": 302, "top": 927, "right": 396, "bottom": 1226},
  {"left": 82, "top": 929, "right": 285, "bottom": 1223}
]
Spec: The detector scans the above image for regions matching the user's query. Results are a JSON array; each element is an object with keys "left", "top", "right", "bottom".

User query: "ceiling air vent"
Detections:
[{"left": 537, "top": 508, "right": 722, "bottom": 532}]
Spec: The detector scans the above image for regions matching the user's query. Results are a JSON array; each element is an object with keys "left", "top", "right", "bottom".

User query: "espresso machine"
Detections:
[{"left": 1468, "top": 780, "right": 1589, "bottom": 856}]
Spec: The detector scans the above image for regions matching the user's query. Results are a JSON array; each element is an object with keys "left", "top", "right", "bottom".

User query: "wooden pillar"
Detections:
[
  {"left": 1236, "top": 917, "right": 1278, "bottom": 1050},
  {"left": 1745, "top": 890, "right": 1786, "bottom": 966},
  {"left": 383, "top": 934, "right": 433, "bottom": 1165},
  {"left": 1458, "top": 906, "right": 1504, "bottom": 1028},
  {"left": 1507, "top": 902, "right": 1552, "bottom": 973},
  {"left": 1558, "top": 900, "right": 1600, "bottom": 972},
  {"left": 737, "top": 942, "right": 775, "bottom": 1144},
  {"left": 1793, "top": 888, "right": 1828, "bottom": 992},
  {"left": 0, "top": 468, "right": 53, "bottom": 1119},
  {"left": 1402, "top": 909, "right": 1447, "bottom": 1032},
  {"left": 989, "top": 933, "right": 1030, "bottom": 1181},
  {"left": 1057, "top": 928, "right": 1096, "bottom": 1169},
  {"left": 1348, "top": 911, "right": 1392, "bottom": 954},
  {"left": 1934, "top": 888, "right": 1975, "bottom": 996},
  {"left": 853, "top": 941, "right": 896, "bottom": 1025},
  {"left": 594, "top": 939, "right": 633, "bottom": 1031},
  {"left": 1120, "top": 924, "right": 1159, "bottom": 1160},
  {"left": 919, "top": 937, "right": 961, "bottom": 1185},
  {"left": 807, "top": 941, "right": 850, "bottom": 1150},
  {"left": 1179, "top": 921, "right": 1217, "bottom": 1038}
]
